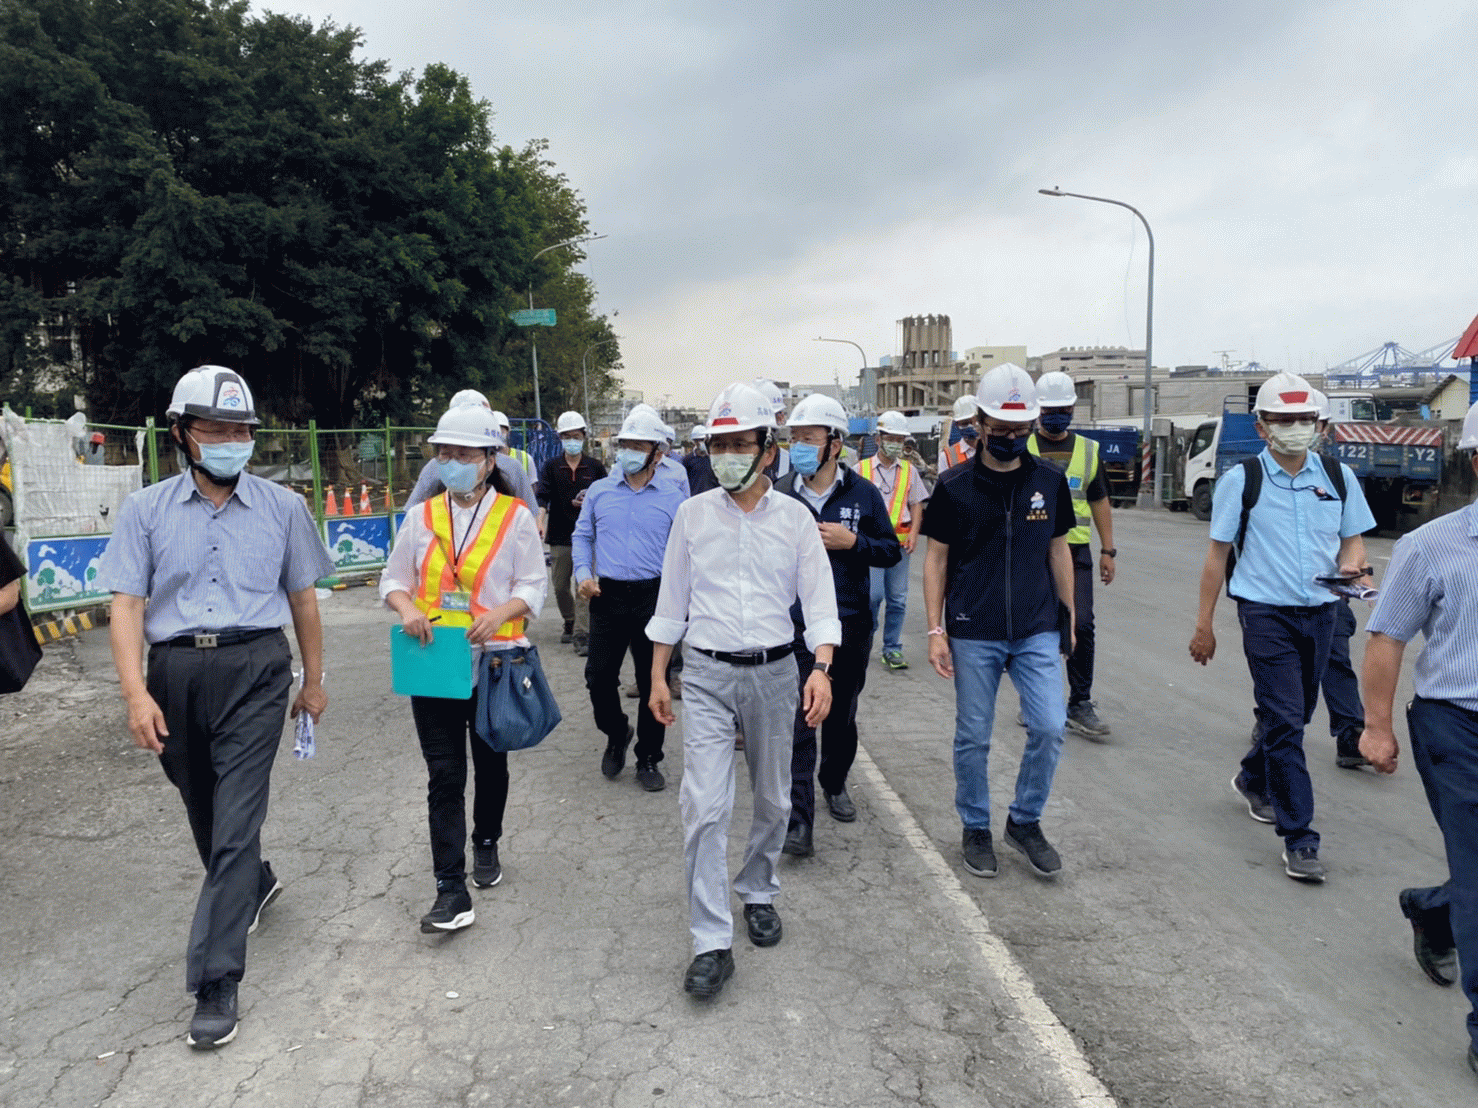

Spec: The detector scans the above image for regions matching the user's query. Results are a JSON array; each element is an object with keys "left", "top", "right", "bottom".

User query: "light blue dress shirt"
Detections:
[
  {"left": 1209, "top": 448, "right": 1375, "bottom": 607},
  {"left": 572, "top": 472, "right": 687, "bottom": 583}
]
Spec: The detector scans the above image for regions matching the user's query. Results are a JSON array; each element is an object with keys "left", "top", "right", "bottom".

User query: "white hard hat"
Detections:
[
  {"left": 1459, "top": 400, "right": 1478, "bottom": 451},
  {"left": 167, "top": 366, "right": 260, "bottom": 425},
  {"left": 1254, "top": 372, "right": 1320, "bottom": 416},
  {"left": 690, "top": 423, "right": 709, "bottom": 441},
  {"left": 1310, "top": 389, "right": 1330, "bottom": 421},
  {"left": 788, "top": 394, "right": 849, "bottom": 434},
  {"left": 555, "top": 411, "right": 587, "bottom": 433},
  {"left": 629, "top": 402, "right": 659, "bottom": 418},
  {"left": 616, "top": 408, "right": 667, "bottom": 443},
  {"left": 490, "top": 409, "right": 512, "bottom": 430},
  {"left": 876, "top": 410, "right": 909, "bottom": 436},
  {"left": 450, "top": 389, "right": 490, "bottom": 409},
  {"left": 429, "top": 405, "right": 504, "bottom": 449},
  {"left": 1035, "top": 371, "right": 1077, "bottom": 408},
  {"left": 975, "top": 363, "right": 1039, "bottom": 422},
  {"left": 708, "top": 382, "right": 777, "bottom": 435},
  {"left": 951, "top": 395, "right": 979, "bottom": 421},
  {"left": 751, "top": 378, "right": 787, "bottom": 414},
  {"left": 660, "top": 423, "right": 676, "bottom": 444}
]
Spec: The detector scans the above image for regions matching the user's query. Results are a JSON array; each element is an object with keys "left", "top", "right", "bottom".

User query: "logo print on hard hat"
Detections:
[
  {"left": 1280, "top": 391, "right": 1308, "bottom": 405},
  {"left": 216, "top": 381, "right": 244, "bottom": 409}
]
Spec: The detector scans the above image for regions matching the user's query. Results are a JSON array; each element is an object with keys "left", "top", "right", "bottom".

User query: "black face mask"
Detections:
[{"left": 985, "top": 434, "right": 1028, "bottom": 463}]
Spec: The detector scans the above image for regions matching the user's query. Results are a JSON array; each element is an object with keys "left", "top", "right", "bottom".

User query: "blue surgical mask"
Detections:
[
  {"left": 561, "top": 437, "right": 584, "bottom": 456},
  {"left": 1039, "top": 411, "right": 1073, "bottom": 436},
  {"left": 985, "top": 434, "right": 1028, "bottom": 463},
  {"left": 437, "top": 458, "right": 484, "bottom": 495},
  {"left": 190, "top": 436, "right": 254, "bottom": 479},
  {"left": 789, "top": 441, "right": 824, "bottom": 476},
  {"left": 617, "top": 448, "right": 650, "bottom": 475}
]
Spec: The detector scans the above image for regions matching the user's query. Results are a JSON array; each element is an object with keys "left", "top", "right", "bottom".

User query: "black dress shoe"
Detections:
[
  {"left": 601, "top": 724, "right": 633, "bottom": 779},
  {"left": 1399, "top": 889, "right": 1457, "bottom": 987},
  {"left": 743, "top": 903, "right": 782, "bottom": 947},
  {"left": 782, "top": 822, "right": 813, "bottom": 857},
  {"left": 683, "top": 948, "right": 734, "bottom": 999},
  {"left": 825, "top": 787, "right": 856, "bottom": 822}
]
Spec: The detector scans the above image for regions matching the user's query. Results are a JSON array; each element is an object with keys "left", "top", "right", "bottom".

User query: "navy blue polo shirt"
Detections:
[{"left": 920, "top": 453, "right": 1074, "bottom": 642}]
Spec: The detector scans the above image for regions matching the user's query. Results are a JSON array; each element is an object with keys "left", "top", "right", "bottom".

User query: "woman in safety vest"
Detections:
[{"left": 381, "top": 404, "right": 548, "bottom": 934}]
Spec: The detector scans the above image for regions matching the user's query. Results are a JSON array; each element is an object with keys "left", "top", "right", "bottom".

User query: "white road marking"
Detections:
[{"left": 853, "top": 745, "right": 1119, "bottom": 1107}]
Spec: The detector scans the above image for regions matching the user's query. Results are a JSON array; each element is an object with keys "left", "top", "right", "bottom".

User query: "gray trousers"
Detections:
[
  {"left": 548, "top": 545, "right": 589, "bottom": 635},
  {"left": 149, "top": 631, "right": 293, "bottom": 993},
  {"left": 680, "top": 649, "right": 798, "bottom": 954}
]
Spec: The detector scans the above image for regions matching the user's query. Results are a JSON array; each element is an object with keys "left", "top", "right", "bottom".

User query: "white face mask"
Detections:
[
  {"left": 711, "top": 453, "right": 763, "bottom": 493},
  {"left": 1263, "top": 421, "right": 1319, "bottom": 455}
]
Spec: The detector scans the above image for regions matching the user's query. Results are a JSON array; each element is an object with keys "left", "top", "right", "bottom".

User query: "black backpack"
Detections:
[{"left": 1225, "top": 453, "right": 1347, "bottom": 598}]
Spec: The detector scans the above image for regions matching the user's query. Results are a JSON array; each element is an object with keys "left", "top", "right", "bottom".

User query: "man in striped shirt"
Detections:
[{"left": 1360, "top": 400, "right": 1478, "bottom": 1078}]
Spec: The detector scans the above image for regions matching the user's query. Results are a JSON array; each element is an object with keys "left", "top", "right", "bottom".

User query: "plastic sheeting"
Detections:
[{"left": 2, "top": 407, "right": 142, "bottom": 537}]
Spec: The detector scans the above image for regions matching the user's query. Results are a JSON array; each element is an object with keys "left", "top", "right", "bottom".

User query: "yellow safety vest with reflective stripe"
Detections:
[
  {"left": 1027, "top": 432, "right": 1098, "bottom": 546},
  {"left": 414, "top": 493, "right": 527, "bottom": 640},
  {"left": 858, "top": 456, "right": 914, "bottom": 534},
  {"left": 508, "top": 447, "right": 534, "bottom": 479}
]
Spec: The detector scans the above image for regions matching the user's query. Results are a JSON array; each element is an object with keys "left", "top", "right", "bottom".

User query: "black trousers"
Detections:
[
  {"left": 1066, "top": 543, "right": 1096, "bottom": 705},
  {"left": 585, "top": 578, "right": 666, "bottom": 764},
  {"left": 790, "top": 613, "right": 873, "bottom": 829},
  {"left": 410, "top": 693, "right": 509, "bottom": 889},
  {"left": 150, "top": 631, "right": 293, "bottom": 993}
]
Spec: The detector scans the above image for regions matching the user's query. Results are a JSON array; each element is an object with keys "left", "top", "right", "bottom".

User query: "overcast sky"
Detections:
[{"left": 279, "top": 0, "right": 1477, "bottom": 408}]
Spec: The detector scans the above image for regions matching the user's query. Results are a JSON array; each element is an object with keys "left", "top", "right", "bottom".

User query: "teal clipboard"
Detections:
[{"left": 390, "top": 626, "right": 474, "bottom": 699}]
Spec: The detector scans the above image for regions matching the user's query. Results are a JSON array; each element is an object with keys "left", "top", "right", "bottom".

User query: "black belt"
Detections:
[
  {"left": 694, "top": 644, "right": 795, "bottom": 666},
  {"left": 598, "top": 576, "right": 661, "bottom": 591},
  {"left": 161, "top": 627, "right": 282, "bottom": 649}
]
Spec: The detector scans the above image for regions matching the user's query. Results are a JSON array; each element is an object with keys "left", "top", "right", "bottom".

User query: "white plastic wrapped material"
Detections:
[{"left": 2, "top": 406, "right": 142, "bottom": 537}]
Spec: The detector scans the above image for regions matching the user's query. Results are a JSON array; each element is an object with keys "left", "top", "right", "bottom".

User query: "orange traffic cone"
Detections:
[
  {"left": 359, "top": 483, "right": 371, "bottom": 514},
  {"left": 384, "top": 487, "right": 395, "bottom": 513},
  {"left": 342, "top": 489, "right": 355, "bottom": 516},
  {"left": 325, "top": 485, "right": 338, "bottom": 516}
]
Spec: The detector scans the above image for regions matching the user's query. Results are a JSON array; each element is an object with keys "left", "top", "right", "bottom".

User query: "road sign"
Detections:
[{"left": 509, "top": 309, "right": 557, "bottom": 327}]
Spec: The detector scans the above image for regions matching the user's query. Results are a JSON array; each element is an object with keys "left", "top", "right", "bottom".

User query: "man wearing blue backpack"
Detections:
[{"left": 1189, "top": 372, "right": 1375, "bottom": 883}]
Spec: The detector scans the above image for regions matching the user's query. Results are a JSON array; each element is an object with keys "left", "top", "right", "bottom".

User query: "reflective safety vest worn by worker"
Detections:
[
  {"left": 1027, "top": 432, "right": 1099, "bottom": 546},
  {"left": 943, "top": 440, "right": 972, "bottom": 467},
  {"left": 414, "top": 493, "right": 527, "bottom": 641},
  {"left": 858, "top": 455, "right": 914, "bottom": 536}
]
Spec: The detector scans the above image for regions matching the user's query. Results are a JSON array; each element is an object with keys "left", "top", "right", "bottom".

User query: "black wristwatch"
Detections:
[
  {"left": 1102, "top": 548, "right": 1117, "bottom": 558},
  {"left": 813, "top": 661, "right": 833, "bottom": 677}
]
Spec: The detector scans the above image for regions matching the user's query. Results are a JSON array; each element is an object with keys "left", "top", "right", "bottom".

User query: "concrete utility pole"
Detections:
[{"left": 528, "top": 234, "right": 607, "bottom": 422}]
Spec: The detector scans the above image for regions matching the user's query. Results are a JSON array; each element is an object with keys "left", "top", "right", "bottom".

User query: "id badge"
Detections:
[{"left": 440, "top": 590, "right": 472, "bottom": 613}]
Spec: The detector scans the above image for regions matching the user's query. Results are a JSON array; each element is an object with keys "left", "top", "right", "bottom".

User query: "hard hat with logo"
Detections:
[
  {"left": 167, "top": 366, "right": 260, "bottom": 425},
  {"left": 450, "top": 389, "right": 490, "bottom": 409},
  {"left": 876, "top": 410, "right": 909, "bottom": 436},
  {"left": 974, "top": 364, "right": 1038, "bottom": 422},
  {"left": 951, "top": 395, "right": 979, "bottom": 421},
  {"left": 1035, "top": 371, "right": 1077, "bottom": 408},
  {"left": 690, "top": 423, "right": 709, "bottom": 441},
  {"left": 429, "top": 405, "right": 504, "bottom": 449},
  {"left": 788, "top": 394, "right": 849, "bottom": 435},
  {"left": 708, "top": 382, "right": 777, "bottom": 436},
  {"left": 617, "top": 408, "right": 668, "bottom": 443},
  {"left": 1253, "top": 372, "right": 1320, "bottom": 416},
  {"left": 555, "top": 411, "right": 587, "bottom": 433},
  {"left": 751, "top": 378, "right": 787, "bottom": 414},
  {"left": 1459, "top": 400, "right": 1478, "bottom": 451}
]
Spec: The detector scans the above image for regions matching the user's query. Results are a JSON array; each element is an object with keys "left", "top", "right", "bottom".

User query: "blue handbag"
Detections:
[{"left": 474, "top": 645, "right": 562, "bottom": 752}]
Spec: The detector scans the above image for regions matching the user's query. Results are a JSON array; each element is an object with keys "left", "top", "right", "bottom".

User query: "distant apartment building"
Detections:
[{"left": 1038, "top": 346, "right": 1146, "bottom": 378}]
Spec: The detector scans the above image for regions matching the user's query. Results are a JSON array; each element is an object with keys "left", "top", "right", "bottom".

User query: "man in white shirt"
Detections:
[{"left": 649, "top": 382, "right": 840, "bottom": 1001}]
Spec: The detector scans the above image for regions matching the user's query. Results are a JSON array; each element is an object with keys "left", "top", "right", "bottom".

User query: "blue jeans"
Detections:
[
  {"left": 870, "top": 551, "right": 910, "bottom": 655},
  {"left": 951, "top": 632, "right": 1066, "bottom": 829},
  {"left": 1404, "top": 697, "right": 1478, "bottom": 1051},
  {"left": 1235, "top": 601, "right": 1335, "bottom": 853}
]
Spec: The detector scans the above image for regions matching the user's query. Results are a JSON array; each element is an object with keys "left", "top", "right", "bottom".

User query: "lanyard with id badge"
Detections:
[{"left": 436, "top": 492, "right": 488, "bottom": 618}]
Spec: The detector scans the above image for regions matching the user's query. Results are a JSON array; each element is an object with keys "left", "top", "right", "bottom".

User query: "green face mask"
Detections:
[{"left": 881, "top": 441, "right": 903, "bottom": 459}]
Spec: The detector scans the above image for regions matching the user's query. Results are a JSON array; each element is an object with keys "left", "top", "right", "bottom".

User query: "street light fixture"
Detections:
[
  {"left": 527, "top": 233, "right": 608, "bottom": 423},
  {"left": 1038, "top": 187, "right": 1157, "bottom": 509},
  {"left": 814, "top": 336, "right": 869, "bottom": 413},
  {"left": 581, "top": 337, "right": 619, "bottom": 432}
]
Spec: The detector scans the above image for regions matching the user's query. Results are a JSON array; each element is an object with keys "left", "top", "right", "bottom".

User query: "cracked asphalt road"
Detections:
[{"left": 0, "top": 509, "right": 1469, "bottom": 1106}]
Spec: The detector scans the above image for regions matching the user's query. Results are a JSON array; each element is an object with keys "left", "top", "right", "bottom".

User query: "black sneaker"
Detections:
[
  {"left": 420, "top": 888, "right": 475, "bottom": 933},
  {"left": 602, "top": 724, "right": 633, "bottom": 779},
  {"left": 1066, "top": 701, "right": 1111, "bottom": 739},
  {"left": 1231, "top": 775, "right": 1275, "bottom": 824},
  {"left": 1336, "top": 731, "right": 1370, "bottom": 769},
  {"left": 1283, "top": 847, "right": 1326, "bottom": 883},
  {"left": 961, "top": 827, "right": 997, "bottom": 877},
  {"left": 1005, "top": 818, "right": 1062, "bottom": 877},
  {"left": 572, "top": 632, "right": 589, "bottom": 657},
  {"left": 560, "top": 620, "right": 574, "bottom": 644},
  {"left": 187, "top": 979, "right": 239, "bottom": 1049},
  {"left": 248, "top": 862, "right": 283, "bottom": 935},
  {"left": 471, "top": 842, "right": 502, "bottom": 888},
  {"left": 635, "top": 760, "right": 666, "bottom": 792}
]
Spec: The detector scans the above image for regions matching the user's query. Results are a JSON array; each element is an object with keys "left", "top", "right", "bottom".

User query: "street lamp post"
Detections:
[
  {"left": 814, "top": 336, "right": 869, "bottom": 412},
  {"left": 581, "top": 337, "right": 619, "bottom": 432},
  {"left": 1038, "top": 188, "right": 1157, "bottom": 509},
  {"left": 527, "top": 233, "right": 608, "bottom": 423}
]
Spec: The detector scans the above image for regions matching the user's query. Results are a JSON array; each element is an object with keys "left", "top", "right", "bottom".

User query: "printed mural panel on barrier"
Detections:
[
  {"left": 26, "top": 536, "right": 111, "bottom": 612},
  {"left": 325, "top": 515, "right": 392, "bottom": 571}
]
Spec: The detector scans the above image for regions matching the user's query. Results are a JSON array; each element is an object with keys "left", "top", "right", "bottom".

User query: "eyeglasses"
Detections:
[
  {"left": 979, "top": 424, "right": 1034, "bottom": 439},
  {"left": 708, "top": 439, "right": 762, "bottom": 455},
  {"left": 435, "top": 446, "right": 487, "bottom": 464},
  {"left": 189, "top": 426, "right": 253, "bottom": 444},
  {"left": 1260, "top": 414, "right": 1317, "bottom": 427},
  {"left": 788, "top": 431, "right": 832, "bottom": 447}
]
